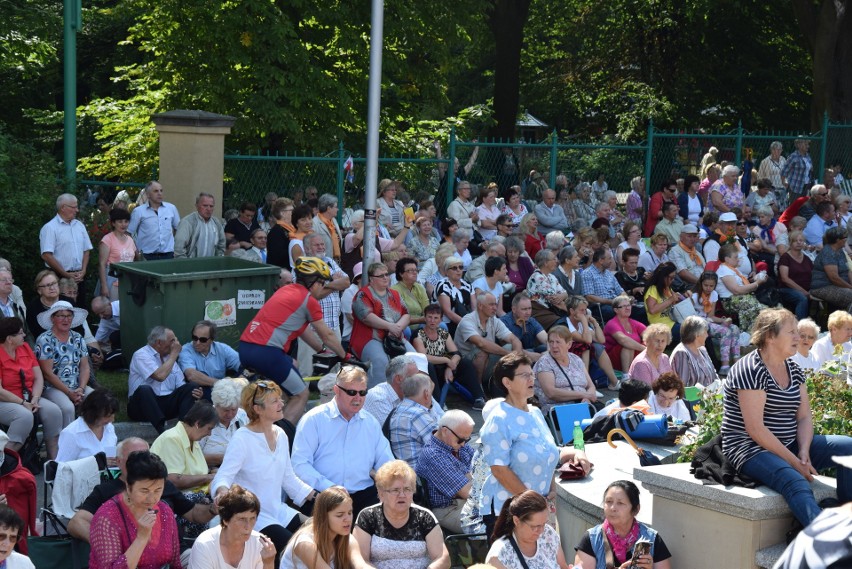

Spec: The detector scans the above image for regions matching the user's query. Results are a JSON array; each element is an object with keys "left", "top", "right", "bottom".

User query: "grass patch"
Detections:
[{"left": 95, "top": 369, "right": 130, "bottom": 422}]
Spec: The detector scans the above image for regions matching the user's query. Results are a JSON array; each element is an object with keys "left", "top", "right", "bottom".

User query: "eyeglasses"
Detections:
[
  {"left": 0, "top": 279, "right": 13, "bottom": 284},
  {"left": 521, "top": 519, "right": 546, "bottom": 532},
  {"left": 52, "top": 313, "right": 73, "bottom": 320},
  {"left": 448, "top": 265, "right": 463, "bottom": 271},
  {"left": 0, "top": 531, "right": 18, "bottom": 544},
  {"left": 191, "top": 335, "right": 210, "bottom": 343},
  {"left": 252, "top": 380, "right": 276, "bottom": 405},
  {"left": 382, "top": 486, "right": 415, "bottom": 495},
  {"left": 443, "top": 425, "right": 471, "bottom": 445},
  {"left": 370, "top": 273, "right": 389, "bottom": 279},
  {"left": 402, "top": 268, "right": 418, "bottom": 274},
  {"left": 615, "top": 303, "right": 632, "bottom": 309},
  {"left": 336, "top": 384, "right": 368, "bottom": 397},
  {"left": 38, "top": 281, "right": 59, "bottom": 289},
  {"left": 514, "top": 371, "right": 534, "bottom": 380}
]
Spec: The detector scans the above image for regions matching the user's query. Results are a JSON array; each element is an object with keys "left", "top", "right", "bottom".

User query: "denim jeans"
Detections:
[
  {"left": 779, "top": 288, "right": 809, "bottom": 320},
  {"left": 740, "top": 435, "right": 852, "bottom": 526}
]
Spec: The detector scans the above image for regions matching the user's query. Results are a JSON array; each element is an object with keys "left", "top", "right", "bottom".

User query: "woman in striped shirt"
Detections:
[{"left": 721, "top": 308, "right": 852, "bottom": 527}]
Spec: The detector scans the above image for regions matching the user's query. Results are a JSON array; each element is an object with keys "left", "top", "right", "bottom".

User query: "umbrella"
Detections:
[{"left": 607, "top": 428, "right": 662, "bottom": 466}]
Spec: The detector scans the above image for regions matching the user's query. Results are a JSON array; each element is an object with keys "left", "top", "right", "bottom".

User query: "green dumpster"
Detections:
[{"left": 111, "top": 257, "right": 281, "bottom": 357}]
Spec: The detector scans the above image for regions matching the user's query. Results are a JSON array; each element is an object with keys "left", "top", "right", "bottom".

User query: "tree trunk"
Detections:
[{"left": 487, "top": 0, "right": 533, "bottom": 140}]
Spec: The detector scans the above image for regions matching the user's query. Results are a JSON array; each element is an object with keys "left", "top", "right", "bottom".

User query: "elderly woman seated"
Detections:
[
  {"left": 199, "top": 377, "right": 250, "bottom": 467},
  {"left": 533, "top": 325, "right": 598, "bottom": 415},
  {"left": 648, "top": 372, "right": 691, "bottom": 422},
  {"left": 627, "top": 324, "right": 672, "bottom": 387},
  {"left": 791, "top": 318, "right": 821, "bottom": 371},
  {"left": 526, "top": 249, "right": 569, "bottom": 330},
  {"left": 809, "top": 310, "right": 852, "bottom": 368},
  {"left": 669, "top": 316, "right": 720, "bottom": 386},
  {"left": 354, "top": 460, "right": 449, "bottom": 569}
]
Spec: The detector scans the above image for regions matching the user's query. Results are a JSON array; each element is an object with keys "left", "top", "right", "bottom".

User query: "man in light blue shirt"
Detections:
[
  {"left": 803, "top": 202, "right": 836, "bottom": 247},
  {"left": 128, "top": 181, "right": 180, "bottom": 260},
  {"left": 178, "top": 320, "right": 243, "bottom": 400},
  {"left": 291, "top": 365, "right": 393, "bottom": 519}
]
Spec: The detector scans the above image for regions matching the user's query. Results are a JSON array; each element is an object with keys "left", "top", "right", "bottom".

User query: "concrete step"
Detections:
[{"left": 755, "top": 542, "right": 787, "bottom": 569}]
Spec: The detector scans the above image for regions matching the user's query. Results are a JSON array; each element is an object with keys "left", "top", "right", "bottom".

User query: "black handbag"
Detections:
[
  {"left": 28, "top": 510, "right": 90, "bottom": 569},
  {"left": 383, "top": 334, "right": 407, "bottom": 357}
]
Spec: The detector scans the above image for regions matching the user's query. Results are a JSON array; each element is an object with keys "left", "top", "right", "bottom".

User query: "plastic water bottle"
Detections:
[{"left": 573, "top": 421, "right": 585, "bottom": 450}]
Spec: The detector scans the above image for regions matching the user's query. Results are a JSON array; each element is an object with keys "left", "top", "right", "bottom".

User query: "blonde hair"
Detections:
[
  {"left": 374, "top": 459, "right": 416, "bottom": 491},
  {"left": 642, "top": 323, "right": 672, "bottom": 345},
  {"left": 827, "top": 310, "right": 852, "bottom": 331},
  {"left": 750, "top": 308, "right": 796, "bottom": 348}
]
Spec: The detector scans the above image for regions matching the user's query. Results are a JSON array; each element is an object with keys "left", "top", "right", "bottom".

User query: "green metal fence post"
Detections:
[
  {"left": 819, "top": 112, "right": 829, "bottom": 180},
  {"left": 336, "top": 141, "right": 345, "bottom": 224},
  {"left": 644, "top": 118, "right": 654, "bottom": 212},
  {"left": 734, "top": 120, "right": 743, "bottom": 166},
  {"left": 447, "top": 128, "right": 457, "bottom": 209},
  {"left": 549, "top": 129, "right": 558, "bottom": 189}
]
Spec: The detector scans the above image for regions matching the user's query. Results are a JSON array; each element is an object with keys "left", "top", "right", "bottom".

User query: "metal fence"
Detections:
[{"left": 209, "top": 115, "right": 852, "bottom": 219}]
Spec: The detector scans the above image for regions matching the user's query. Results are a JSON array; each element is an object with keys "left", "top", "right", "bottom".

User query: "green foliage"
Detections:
[
  {"left": 0, "top": 128, "right": 63, "bottom": 289},
  {"left": 678, "top": 364, "right": 852, "bottom": 464}
]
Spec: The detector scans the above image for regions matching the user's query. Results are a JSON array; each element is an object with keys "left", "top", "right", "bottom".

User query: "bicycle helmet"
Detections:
[{"left": 294, "top": 256, "right": 332, "bottom": 280}]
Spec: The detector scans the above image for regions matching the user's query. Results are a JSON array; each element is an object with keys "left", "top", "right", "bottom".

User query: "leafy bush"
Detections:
[
  {"left": 0, "top": 127, "right": 63, "bottom": 289},
  {"left": 678, "top": 364, "right": 852, "bottom": 464}
]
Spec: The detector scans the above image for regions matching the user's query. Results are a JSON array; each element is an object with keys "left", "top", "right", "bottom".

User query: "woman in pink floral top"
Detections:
[
  {"left": 707, "top": 165, "right": 744, "bottom": 214},
  {"left": 89, "top": 451, "right": 181, "bottom": 569}
]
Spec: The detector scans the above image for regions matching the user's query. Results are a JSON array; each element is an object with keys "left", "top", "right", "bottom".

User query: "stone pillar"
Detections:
[{"left": 152, "top": 110, "right": 236, "bottom": 218}]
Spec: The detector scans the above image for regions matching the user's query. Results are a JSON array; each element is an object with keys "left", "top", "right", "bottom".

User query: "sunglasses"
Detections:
[
  {"left": 191, "top": 335, "right": 210, "bottom": 343},
  {"left": 370, "top": 273, "right": 389, "bottom": 279},
  {"left": 448, "top": 265, "right": 463, "bottom": 271},
  {"left": 736, "top": 221, "right": 748, "bottom": 226},
  {"left": 443, "top": 425, "right": 471, "bottom": 445},
  {"left": 336, "top": 384, "right": 368, "bottom": 397},
  {"left": 252, "top": 380, "right": 277, "bottom": 405}
]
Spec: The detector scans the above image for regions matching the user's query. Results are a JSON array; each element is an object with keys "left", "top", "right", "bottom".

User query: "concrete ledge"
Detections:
[
  {"left": 634, "top": 463, "right": 837, "bottom": 520},
  {"left": 755, "top": 543, "right": 788, "bottom": 569},
  {"left": 113, "top": 420, "right": 178, "bottom": 444}
]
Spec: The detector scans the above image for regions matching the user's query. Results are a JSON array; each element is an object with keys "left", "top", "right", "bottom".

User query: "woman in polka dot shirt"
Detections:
[{"left": 478, "top": 352, "right": 585, "bottom": 536}]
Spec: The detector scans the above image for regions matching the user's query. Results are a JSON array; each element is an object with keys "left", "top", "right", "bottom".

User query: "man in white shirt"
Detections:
[
  {"left": 127, "top": 326, "right": 197, "bottom": 433},
  {"left": 291, "top": 365, "right": 393, "bottom": 518},
  {"left": 39, "top": 193, "right": 93, "bottom": 300}
]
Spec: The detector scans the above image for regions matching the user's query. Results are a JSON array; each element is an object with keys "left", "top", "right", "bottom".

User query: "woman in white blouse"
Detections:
[
  {"left": 55, "top": 388, "right": 118, "bottom": 464},
  {"left": 476, "top": 184, "right": 502, "bottom": 241},
  {"left": 212, "top": 381, "right": 316, "bottom": 559}
]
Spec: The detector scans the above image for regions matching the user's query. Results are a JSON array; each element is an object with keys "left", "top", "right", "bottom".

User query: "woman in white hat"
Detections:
[{"left": 33, "top": 301, "right": 91, "bottom": 429}]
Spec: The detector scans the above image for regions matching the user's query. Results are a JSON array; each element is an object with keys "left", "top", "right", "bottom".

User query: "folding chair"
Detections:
[
  {"left": 547, "top": 402, "right": 595, "bottom": 446},
  {"left": 42, "top": 452, "right": 108, "bottom": 531},
  {"left": 446, "top": 532, "right": 489, "bottom": 569},
  {"left": 683, "top": 386, "right": 701, "bottom": 421}
]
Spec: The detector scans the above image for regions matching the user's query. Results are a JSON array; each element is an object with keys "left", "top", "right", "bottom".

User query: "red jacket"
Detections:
[
  {"left": 350, "top": 286, "right": 407, "bottom": 357},
  {"left": 0, "top": 449, "right": 37, "bottom": 553}
]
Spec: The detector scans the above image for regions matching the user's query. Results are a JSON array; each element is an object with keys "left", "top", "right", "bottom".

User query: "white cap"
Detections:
[{"left": 719, "top": 212, "right": 738, "bottom": 223}]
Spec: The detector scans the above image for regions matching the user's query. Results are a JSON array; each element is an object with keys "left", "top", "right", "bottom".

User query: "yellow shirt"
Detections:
[
  {"left": 150, "top": 422, "right": 209, "bottom": 494},
  {"left": 644, "top": 286, "right": 676, "bottom": 329}
]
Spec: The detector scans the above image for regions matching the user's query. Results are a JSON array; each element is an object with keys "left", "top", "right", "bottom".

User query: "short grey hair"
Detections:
[
  {"left": 810, "top": 184, "right": 827, "bottom": 198},
  {"left": 117, "top": 437, "right": 149, "bottom": 458},
  {"left": 56, "top": 193, "right": 77, "bottom": 210},
  {"left": 144, "top": 180, "right": 160, "bottom": 194},
  {"left": 386, "top": 354, "right": 414, "bottom": 383},
  {"left": 503, "top": 236, "right": 523, "bottom": 253},
  {"left": 603, "top": 190, "right": 617, "bottom": 202},
  {"left": 147, "top": 326, "right": 170, "bottom": 345},
  {"left": 630, "top": 176, "right": 644, "bottom": 192},
  {"left": 317, "top": 194, "right": 338, "bottom": 213},
  {"left": 797, "top": 318, "right": 821, "bottom": 336},
  {"left": 195, "top": 192, "right": 214, "bottom": 205},
  {"left": 438, "top": 409, "right": 475, "bottom": 430},
  {"left": 452, "top": 228, "right": 472, "bottom": 244},
  {"left": 755, "top": 206, "right": 773, "bottom": 218},
  {"left": 476, "top": 291, "right": 495, "bottom": 306},
  {"left": 545, "top": 231, "right": 564, "bottom": 250},
  {"left": 769, "top": 141, "right": 783, "bottom": 151},
  {"left": 0, "top": 258, "right": 10, "bottom": 271},
  {"left": 401, "top": 373, "right": 432, "bottom": 398},
  {"left": 558, "top": 245, "right": 577, "bottom": 264},
  {"left": 303, "top": 232, "right": 325, "bottom": 252},
  {"left": 534, "top": 248, "right": 555, "bottom": 267},
  {"left": 211, "top": 377, "right": 249, "bottom": 408},
  {"left": 722, "top": 165, "right": 740, "bottom": 177},
  {"left": 486, "top": 242, "right": 505, "bottom": 255},
  {"left": 679, "top": 316, "right": 709, "bottom": 345}
]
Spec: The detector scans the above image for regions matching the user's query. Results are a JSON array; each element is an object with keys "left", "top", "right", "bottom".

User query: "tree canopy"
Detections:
[{"left": 0, "top": 0, "right": 845, "bottom": 181}]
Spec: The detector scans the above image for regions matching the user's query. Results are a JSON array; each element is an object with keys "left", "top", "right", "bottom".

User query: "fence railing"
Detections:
[{"left": 85, "top": 114, "right": 851, "bottom": 222}]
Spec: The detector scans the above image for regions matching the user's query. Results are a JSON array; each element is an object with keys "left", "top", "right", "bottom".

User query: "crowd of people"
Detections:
[{"left": 1, "top": 140, "right": 852, "bottom": 568}]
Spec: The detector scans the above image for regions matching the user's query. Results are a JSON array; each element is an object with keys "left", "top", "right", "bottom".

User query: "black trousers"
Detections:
[
  {"left": 127, "top": 383, "right": 196, "bottom": 433},
  {"left": 429, "top": 360, "right": 485, "bottom": 401}
]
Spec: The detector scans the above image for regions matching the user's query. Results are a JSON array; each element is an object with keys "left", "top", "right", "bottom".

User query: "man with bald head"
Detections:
[
  {"left": 534, "top": 188, "right": 569, "bottom": 235},
  {"left": 67, "top": 437, "right": 216, "bottom": 542}
]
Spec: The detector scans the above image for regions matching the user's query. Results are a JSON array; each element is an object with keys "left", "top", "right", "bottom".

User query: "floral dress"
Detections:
[
  {"left": 707, "top": 180, "right": 744, "bottom": 213},
  {"left": 408, "top": 234, "right": 440, "bottom": 265},
  {"left": 526, "top": 270, "right": 566, "bottom": 309}
]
